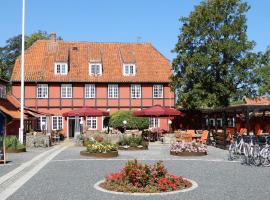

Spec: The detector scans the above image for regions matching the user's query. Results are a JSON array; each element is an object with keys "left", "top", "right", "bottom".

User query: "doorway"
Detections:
[{"left": 69, "top": 118, "right": 75, "bottom": 138}]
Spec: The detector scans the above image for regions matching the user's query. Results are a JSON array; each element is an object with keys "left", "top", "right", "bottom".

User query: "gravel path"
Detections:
[{"left": 7, "top": 144, "right": 270, "bottom": 200}]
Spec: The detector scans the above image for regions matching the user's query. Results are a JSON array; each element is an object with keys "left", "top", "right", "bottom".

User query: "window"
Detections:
[
  {"left": 131, "top": 84, "right": 141, "bottom": 98},
  {"left": 37, "top": 116, "right": 48, "bottom": 130},
  {"left": 0, "top": 84, "right": 6, "bottom": 99},
  {"left": 153, "top": 84, "right": 163, "bottom": 98},
  {"left": 216, "top": 118, "right": 223, "bottom": 127},
  {"left": 85, "top": 84, "right": 95, "bottom": 98},
  {"left": 149, "top": 117, "right": 160, "bottom": 128},
  {"left": 52, "top": 116, "right": 63, "bottom": 130},
  {"left": 227, "top": 118, "right": 235, "bottom": 127},
  {"left": 108, "top": 84, "right": 118, "bottom": 98},
  {"left": 89, "top": 63, "right": 102, "bottom": 76},
  {"left": 86, "top": 117, "right": 97, "bottom": 130},
  {"left": 61, "top": 84, "right": 72, "bottom": 98},
  {"left": 54, "top": 62, "right": 68, "bottom": 75},
  {"left": 123, "top": 64, "right": 136, "bottom": 76},
  {"left": 37, "top": 84, "right": 48, "bottom": 98}
]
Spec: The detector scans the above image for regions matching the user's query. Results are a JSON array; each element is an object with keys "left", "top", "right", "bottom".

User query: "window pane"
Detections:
[
  {"left": 108, "top": 84, "right": 118, "bottom": 98},
  {"left": 125, "top": 65, "right": 129, "bottom": 74}
]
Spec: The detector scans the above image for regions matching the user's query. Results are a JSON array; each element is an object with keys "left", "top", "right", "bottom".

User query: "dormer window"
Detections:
[
  {"left": 0, "top": 84, "right": 6, "bottom": 99},
  {"left": 54, "top": 62, "right": 68, "bottom": 75},
  {"left": 89, "top": 63, "right": 102, "bottom": 76},
  {"left": 123, "top": 64, "right": 136, "bottom": 76}
]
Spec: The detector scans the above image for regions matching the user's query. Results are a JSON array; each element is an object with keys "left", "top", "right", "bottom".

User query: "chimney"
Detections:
[{"left": 50, "top": 32, "right": 56, "bottom": 42}]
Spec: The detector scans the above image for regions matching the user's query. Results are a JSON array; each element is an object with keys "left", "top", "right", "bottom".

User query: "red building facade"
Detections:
[{"left": 11, "top": 33, "right": 175, "bottom": 137}]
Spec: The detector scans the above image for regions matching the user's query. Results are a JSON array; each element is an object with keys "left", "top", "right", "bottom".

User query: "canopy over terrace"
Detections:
[
  {"left": 62, "top": 107, "right": 109, "bottom": 138},
  {"left": 62, "top": 107, "right": 109, "bottom": 117},
  {"left": 133, "top": 105, "right": 184, "bottom": 117}
]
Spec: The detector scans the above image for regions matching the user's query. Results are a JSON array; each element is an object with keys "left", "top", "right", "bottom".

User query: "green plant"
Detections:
[
  {"left": 86, "top": 142, "right": 116, "bottom": 153},
  {"left": 118, "top": 135, "right": 144, "bottom": 147},
  {"left": 109, "top": 110, "right": 149, "bottom": 132},
  {"left": 4, "top": 136, "right": 25, "bottom": 150}
]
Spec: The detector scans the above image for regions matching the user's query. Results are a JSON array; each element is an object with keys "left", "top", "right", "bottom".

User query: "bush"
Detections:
[
  {"left": 109, "top": 110, "right": 149, "bottom": 132},
  {"left": 3, "top": 136, "right": 25, "bottom": 150},
  {"left": 101, "top": 160, "right": 192, "bottom": 193},
  {"left": 118, "top": 135, "right": 144, "bottom": 147},
  {"left": 86, "top": 142, "right": 116, "bottom": 153}
]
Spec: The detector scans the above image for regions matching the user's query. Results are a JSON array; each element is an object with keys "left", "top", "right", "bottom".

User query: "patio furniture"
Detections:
[{"left": 198, "top": 130, "right": 209, "bottom": 144}]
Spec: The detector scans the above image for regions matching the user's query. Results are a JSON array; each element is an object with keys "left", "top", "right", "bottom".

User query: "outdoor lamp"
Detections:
[
  {"left": 80, "top": 117, "right": 84, "bottom": 125},
  {"left": 123, "top": 120, "right": 127, "bottom": 125},
  {"left": 168, "top": 120, "right": 172, "bottom": 125}
]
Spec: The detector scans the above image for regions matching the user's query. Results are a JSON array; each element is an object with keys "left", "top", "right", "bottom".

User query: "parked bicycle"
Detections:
[
  {"left": 259, "top": 136, "right": 270, "bottom": 167},
  {"left": 228, "top": 134, "right": 245, "bottom": 160}
]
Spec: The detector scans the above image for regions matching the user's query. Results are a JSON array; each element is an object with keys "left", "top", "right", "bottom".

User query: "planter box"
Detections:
[
  {"left": 170, "top": 151, "right": 207, "bottom": 156},
  {"left": 118, "top": 145, "right": 148, "bottom": 151},
  {"left": 80, "top": 150, "right": 118, "bottom": 158},
  {"left": 6, "top": 148, "right": 26, "bottom": 153}
]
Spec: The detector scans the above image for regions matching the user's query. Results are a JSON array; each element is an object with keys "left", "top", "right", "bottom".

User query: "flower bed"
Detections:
[
  {"left": 170, "top": 141, "right": 207, "bottom": 156},
  {"left": 118, "top": 135, "right": 148, "bottom": 150},
  {"left": 99, "top": 160, "right": 192, "bottom": 193},
  {"left": 80, "top": 141, "right": 118, "bottom": 158}
]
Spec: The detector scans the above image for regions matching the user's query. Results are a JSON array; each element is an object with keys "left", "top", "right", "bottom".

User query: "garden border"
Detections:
[
  {"left": 170, "top": 151, "right": 207, "bottom": 156},
  {"left": 80, "top": 150, "right": 118, "bottom": 158},
  {"left": 94, "top": 178, "right": 198, "bottom": 196}
]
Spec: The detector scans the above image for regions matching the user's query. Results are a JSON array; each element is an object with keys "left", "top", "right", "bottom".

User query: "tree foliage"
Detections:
[
  {"left": 109, "top": 110, "right": 149, "bottom": 132},
  {"left": 0, "top": 31, "right": 50, "bottom": 80},
  {"left": 257, "top": 48, "right": 270, "bottom": 95},
  {"left": 171, "top": 0, "right": 259, "bottom": 109}
]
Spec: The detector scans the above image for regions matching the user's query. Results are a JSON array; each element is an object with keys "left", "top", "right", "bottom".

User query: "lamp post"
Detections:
[
  {"left": 19, "top": 0, "right": 25, "bottom": 144},
  {"left": 168, "top": 119, "right": 172, "bottom": 133},
  {"left": 123, "top": 120, "right": 127, "bottom": 134}
]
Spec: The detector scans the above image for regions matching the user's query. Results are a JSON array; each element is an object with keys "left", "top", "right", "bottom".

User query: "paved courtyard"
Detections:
[{"left": 1, "top": 144, "right": 270, "bottom": 200}]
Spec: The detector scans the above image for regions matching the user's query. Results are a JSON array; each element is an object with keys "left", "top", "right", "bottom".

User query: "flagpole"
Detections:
[{"left": 19, "top": 0, "right": 25, "bottom": 143}]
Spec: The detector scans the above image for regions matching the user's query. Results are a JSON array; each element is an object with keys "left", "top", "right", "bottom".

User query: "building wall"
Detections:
[{"left": 12, "top": 82, "right": 175, "bottom": 136}]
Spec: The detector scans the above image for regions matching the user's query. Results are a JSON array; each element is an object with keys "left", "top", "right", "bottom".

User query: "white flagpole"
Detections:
[{"left": 19, "top": 0, "right": 25, "bottom": 143}]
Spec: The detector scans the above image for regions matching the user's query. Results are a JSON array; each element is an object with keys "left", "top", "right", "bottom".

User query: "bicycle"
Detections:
[
  {"left": 228, "top": 134, "right": 245, "bottom": 160},
  {"left": 259, "top": 136, "right": 270, "bottom": 167},
  {"left": 240, "top": 136, "right": 261, "bottom": 166}
]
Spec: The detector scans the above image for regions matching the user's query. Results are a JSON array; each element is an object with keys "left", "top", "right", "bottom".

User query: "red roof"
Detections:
[
  {"left": 11, "top": 36, "right": 172, "bottom": 83},
  {"left": 133, "top": 105, "right": 184, "bottom": 117},
  {"left": 62, "top": 107, "right": 109, "bottom": 117}
]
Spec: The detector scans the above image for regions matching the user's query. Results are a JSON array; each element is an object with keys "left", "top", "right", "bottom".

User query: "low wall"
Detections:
[{"left": 26, "top": 132, "right": 50, "bottom": 148}]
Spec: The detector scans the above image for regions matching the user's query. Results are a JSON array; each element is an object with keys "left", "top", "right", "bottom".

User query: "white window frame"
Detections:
[
  {"left": 37, "top": 116, "right": 48, "bottom": 130},
  {"left": 227, "top": 118, "right": 235, "bottom": 127},
  {"left": 108, "top": 84, "right": 118, "bottom": 98},
  {"left": 37, "top": 84, "right": 48, "bottom": 98},
  {"left": 123, "top": 64, "right": 136, "bottom": 76},
  {"left": 86, "top": 116, "right": 97, "bottom": 130},
  {"left": 131, "top": 84, "right": 141, "bottom": 99},
  {"left": 89, "top": 63, "right": 102, "bottom": 76},
  {"left": 153, "top": 84, "right": 163, "bottom": 98},
  {"left": 85, "top": 84, "right": 95, "bottom": 98},
  {"left": 0, "top": 84, "right": 6, "bottom": 99},
  {"left": 54, "top": 62, "right": 68, "bottom": 75},
  {"left": 61, "top": 84, "right": 72, "bottom": 98},
  {"left": 149, "top": 117, "right": 160, "bottom": 128},
  {"left": 52, "top": 116, "right": 63, "bottom": 130}
]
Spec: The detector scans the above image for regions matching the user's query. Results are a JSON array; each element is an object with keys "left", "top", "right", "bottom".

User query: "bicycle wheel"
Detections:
[
  {"left": 241, "top": 144, "right": 249, "bottom": 165},
  {"left": 251, "top": 145, "right": 261, "bottom": 166},
  {"left": 228, "top": 143, "right": 236, "bottom": 160},
  {"left": 261, "top": 148, "right": 270, "bottom": 167}
]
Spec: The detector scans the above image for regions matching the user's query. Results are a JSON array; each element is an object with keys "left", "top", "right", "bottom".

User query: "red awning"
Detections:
[
  {"left": 62, "top": 107, "right": 109, "bottom": 117},
  {"left": 133, "top": 105, "right": 184, "bottom": 117}
]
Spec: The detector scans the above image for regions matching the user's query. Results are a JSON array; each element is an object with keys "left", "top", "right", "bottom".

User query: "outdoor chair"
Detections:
[
  {"left": 239, "top": 128, "right": 247, "bottom": 135},
  {"left": 187, "top": 130, "right": 196, "bottom": 137},
  {"left": 198, "top": 130, "right": 208, "bottom": 144}
]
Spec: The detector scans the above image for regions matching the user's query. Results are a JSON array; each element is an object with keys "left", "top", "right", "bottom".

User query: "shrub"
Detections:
[
  {"left": 118, "top": 135, "right": 144, "bottom": 147},
  {"left": 3, "top": 136, "right": 25, "bottom": 150},
  {"left": 101, "top": 160, "right": 192, "bottom": 193},
  {"left": 109, "top": 110, "right": 149, "bottom": 132},
  {"left": 86, "top": 142, "right": 116, "bottom": 153}
]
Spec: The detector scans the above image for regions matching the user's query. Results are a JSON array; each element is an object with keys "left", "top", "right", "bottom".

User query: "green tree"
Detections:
[
  {"left": 171, "top": 0, "right": 259, "bottom": 109},
  {"left": 0, "top": 31, "right": 51, "bottom": 80},
  {"left": 109, "top": 110, "right": 149, "bottom": 132},
  {"left": 257, "top": 48, "right": 270, "bottom": 95}
]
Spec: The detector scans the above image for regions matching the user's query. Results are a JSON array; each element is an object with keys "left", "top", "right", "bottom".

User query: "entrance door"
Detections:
[{"left": 69, "top": 119, "right": 75, "bottom": 138}]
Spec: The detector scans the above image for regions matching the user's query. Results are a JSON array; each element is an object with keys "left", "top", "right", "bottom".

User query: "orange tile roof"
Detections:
[
  {"left": 244, "top": 97, "right": 270, "bottom": 105},
  {"left": 11, "top": 39, "right": 172, "bottom": 83}
]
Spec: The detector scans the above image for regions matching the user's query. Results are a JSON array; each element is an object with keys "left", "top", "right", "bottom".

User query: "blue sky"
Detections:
[{"left": 0, "top": 0, "right": 269, "bottom": 61}]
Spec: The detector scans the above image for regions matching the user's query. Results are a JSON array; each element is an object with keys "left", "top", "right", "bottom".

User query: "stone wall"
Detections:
[{"left": 26, "top": 132, "right": 50, "bottom": 148}]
